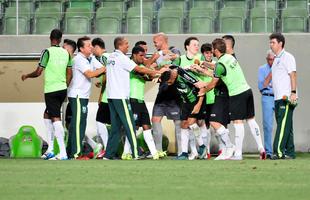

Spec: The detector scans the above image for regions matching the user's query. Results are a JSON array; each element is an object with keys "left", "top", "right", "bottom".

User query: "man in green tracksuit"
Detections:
[
  {"left": 269, "top": 33, "right": 298, "bottom": 159},
  {"left": 104, "top": 37, "right": 165, "bottom": 160},
  {"left": 122, "top": 45, "right": 159, "bottom": 160},
  {"left": 195, "top": 38, "right": 265, "bottom": 160},
  {"left": 66, "top": 36, "right": 106, "bottom": 159},
  {"left": 21, "top": 29, "right": 72, "bottom": 160}
]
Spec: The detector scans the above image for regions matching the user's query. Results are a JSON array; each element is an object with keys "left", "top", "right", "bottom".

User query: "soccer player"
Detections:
[
  {"left": 63, "top": 39, "right": 77, "bottom": 58},
  {"left": 151, "top": 32, "right": 182, "bottom": 157},
  {"left": 122, "top": 45, "right": 159, "bottom": 160},
  {"left": 21, "top": 29, "right": 72, "bottom": 160},
  {"left": 66, "top": 36, "right": 106, "bottom": 159},
  {"left": 159, "top": 66, "right": 205, "bottom": 160},
  {"left": 103, "top": 37, "right": 166, "bottom": 160},
  {"left": 195, "top": 38, "right": 266, "bottom": 160},
  {"left": 88, "top": 37, "right": 110, "bottom": 159},
  {"left": 191, "top": 43, "right": 231, "bottom": 160},
  {"left": 174, "top": 37, "right": 207, "bottom": 160}
]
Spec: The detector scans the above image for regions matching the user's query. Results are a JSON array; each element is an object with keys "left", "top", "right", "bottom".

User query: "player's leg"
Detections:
[
  {"left": 48, "top": 90, "right": 68, "bottom": 160},
  {"left": 245, "top": 89, "right": 265, "bottom": 159}
]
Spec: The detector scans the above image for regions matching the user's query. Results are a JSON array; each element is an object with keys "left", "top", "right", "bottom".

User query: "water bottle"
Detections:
[{"left": 282, "top": 95, "right": 298, "bottom": 107}]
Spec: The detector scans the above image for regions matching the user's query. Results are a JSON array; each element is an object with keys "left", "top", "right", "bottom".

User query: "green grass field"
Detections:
[{"left": 1, "top": 153, "right": 310, "bottom": 200}]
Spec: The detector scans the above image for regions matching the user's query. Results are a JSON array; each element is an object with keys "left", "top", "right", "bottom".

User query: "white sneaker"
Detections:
[
  {"left": 214, "top": 146, "right": 235, "bottom": 160},
  {"left": 225, "top": 146, "right": 235, "bottom": 159},
  {"left": 229, "top": 154, "right": 243, "bottom": 160},
  {"left": 188, "top": 152, "right": 198, "bottom": 160},
  {"left": 48, "top": 154, "right": 68, "bottom": 160}
]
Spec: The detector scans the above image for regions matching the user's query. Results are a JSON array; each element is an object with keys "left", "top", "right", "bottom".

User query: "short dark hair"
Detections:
[
  {"left": 92, "top": 37, "right": 105, "bottom": 49},
  {"left": 135, "top": 41, "right": 147, "bottom": 47},
  {"left": 50, "top": 29, "right": 62, "bottom": 42},
  {"left": 269, "top": 33, "right": 285, "bottom": 48},
  {"left": 212, "top": 38, "right": 226, "bottom": 54},
  {"left": 132, "top": 45, "right": 145, "bottom": 55},
  {"left": 184, "top": 37, "right": 199, "bottom": 51},
  {"left": 222, "top": 35, "right": 235, "bottom": 48},
  {"left": 77, "top": 36, "right": 91, "bottom": 52},
  {"left": 64, "top": 39, "right": 77, "bottom": 52},
  {"left": 201, "top": 43, "right": 212, "bottom": 54},
  {"left": 114, "top": 36, "right": 125, "bottom": 49}
]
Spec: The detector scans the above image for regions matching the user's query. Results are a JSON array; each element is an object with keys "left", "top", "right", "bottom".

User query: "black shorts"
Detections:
[
  {"left": 96, "top": 102, "right": 111, "bottom": 124},
  {"left": 130, "top": 99, "right": 151, "bottom": 127},
  {"left": 44, "top": 89, "right": 67, "bottom": 118},
  {"left": 209, "top": 95, "right": 230, "bottom": 127},
  {"left": 205, "top": 103, "right": 214, "bottom": 127},
  {"left": 180, "top": 101, "right": 206, "bottom": 121},
  {"left": 229, "top": 89, "right": 255, "bottom": 121},
  {"left": 152, "top": 100, "right": 180, "bottom": 120}
]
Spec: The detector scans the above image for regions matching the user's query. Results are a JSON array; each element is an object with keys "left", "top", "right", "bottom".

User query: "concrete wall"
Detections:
[{"left": 0, "top": 34, "right": 310, "bottom": 153}]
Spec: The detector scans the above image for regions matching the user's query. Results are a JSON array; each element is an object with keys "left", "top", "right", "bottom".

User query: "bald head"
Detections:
[{"left": 153, "top": 32, "right": 169, "bottom": 51}]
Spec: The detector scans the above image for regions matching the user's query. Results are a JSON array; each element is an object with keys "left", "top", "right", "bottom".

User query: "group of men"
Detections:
[{"left": 21, "top": 29, "right": 297, "bottom": 161}]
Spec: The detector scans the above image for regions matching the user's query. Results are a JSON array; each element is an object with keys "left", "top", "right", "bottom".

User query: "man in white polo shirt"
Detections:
[
  {"left": 104, "top": 36, "right": 166, "bottom": 160},
  {"left": 269, "top": 33, "right": 298, "bottom": 160},
  {"left": 67, "top": 36, "right": 106, "bottom": 159}
]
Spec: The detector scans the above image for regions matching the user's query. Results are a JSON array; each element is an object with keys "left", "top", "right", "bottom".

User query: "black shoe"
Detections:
[
  {"left": 284, "top": 155, "right": 295, "bottom": 159},
  {"left": 266, "top": 154, "right": 272, "bottom": 160},
  {"left": 271, "top": 154, "right": 285, "bottom": 160}
]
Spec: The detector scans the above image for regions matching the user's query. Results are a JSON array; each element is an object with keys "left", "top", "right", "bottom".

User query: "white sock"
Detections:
[
  {"left": 53, "top": 121, "right": 67, "bottom": 158},
  {"left": 181, "top": 128, "right": 189, "bottom": 153},
  {"left": 123, "top": 137, "right": 132, "bottom": 155},
  {"left": 215, "top": 133, "right": 225, "bottom": 151},
  {"left": 85, "top": 135, "right": 97, "bottom": 150},
  {"left": 174, "top": 120, "right": 182, "bottom": 156},
  {"left": 217, "top": 126, "right": 233, "bottom": 148},
  {"left": 189, "top": 130, "right": 198, "bottom": 155},
  {"left": 200, "top": 124, "right": 209, "bottom": 146},
  {"left": 143, "top": 129, "right": 157, "bottom": 156},
  {"left": 44, "top": 119, "right": 54, "bottom": 153},
  {"left": 189, "top": 123, "right": 203, "bottom": 146},
  {"left": 247, "top": 118, "right": 264, "bottom": 151},
  {"left": 153, "top": 122, "right": 163, "bottom": 151},
  {"left": 189, "top": 123, "right": 200, "bottom": 137},
  {"left": 234, "top": 123, "right": 245, "bottom": 157},
  {"left": 96, "top": 121, "right": 108, "bottom": 149}
]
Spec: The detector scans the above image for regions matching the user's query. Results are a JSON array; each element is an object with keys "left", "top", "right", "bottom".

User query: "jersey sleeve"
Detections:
[
  {"left": 173, "top": 57, "right": 181, "bottom": 66},
  {"left": 214, "top": 63, "right": 226, "bottom": 78},
  {"left": 67, "top": 55, "right": 73, "bottom": 68},
  {"left": 286, "top": 54, "right": 296, "bottom": 74},
  {"left": 93, "top": 56, "right": 103, "bottom": 69},
  {"left": 38, "top": 49, "right": 49, "bottom": 68},
  {"left": 122, "top": 56, "right": 136, "bottom": 72}
]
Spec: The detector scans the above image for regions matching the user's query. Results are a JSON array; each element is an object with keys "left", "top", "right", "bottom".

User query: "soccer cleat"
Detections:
[
  {"left": 76, "top": 155, "right": 90, "bottom": 160},
  {"left": 260, "top": 149, "right": 267, "bottom": 160},
  {"left": 48, "top": 154, "right": 68, "bottom": 160},
  {"left": 204, "top": 153, "right": 211, "bottom": 160},
  {"left": 188, "top": 152, "right": 198, "bottom": 160},
  {"left": 176, "top": 152, "right": 188, "bottom": 160},
  {"left": 198, "top": 145, "right": 207, "bottom": 159},
  {"left": 152, "top": 152, "right": 160, "bottom": 160},
  {"left": 121, "top": 153, "right": 133, "bottom": 160},
  {"left": 229, "top": 154, "right": 243, "bottom": 160},
  {"left": 93, "top": 143, "right": 103, "bottom": 159},
  {"left": 218, "top": 149, "right": 223, "bottom": 156},
  {"left": 214, "top": 147, "right": 235, "bottom": 160},
  {"left": 41, "top": 152, "right": 55, "bottom": 160},
  {"left": 158, "top": 151, "right": 167, "bottom": 158},
  {"left": 96, "top": 149, "right": 106, "bottom": 159}
]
